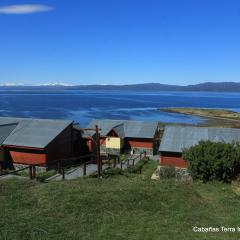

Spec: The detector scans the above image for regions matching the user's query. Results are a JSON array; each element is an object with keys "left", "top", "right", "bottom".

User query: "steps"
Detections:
[
  {"left": 46, "top": 155, "right": 142, "bottom": 182},
  {"left": 46, "top": 164, "right": 109, "bottom": 182},
  {"left": 0, "top": 155, "right": 143, "bottom": 182}
]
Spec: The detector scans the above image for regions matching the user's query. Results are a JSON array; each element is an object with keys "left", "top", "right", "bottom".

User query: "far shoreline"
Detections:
[{"left": 159, "top": 107, "right": 240, "bottom": 128}]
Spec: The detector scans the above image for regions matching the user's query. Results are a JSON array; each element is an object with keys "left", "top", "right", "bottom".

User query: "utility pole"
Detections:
[
  {"left": 95, "top": 125, "right": 101, "bottom": 177},
  {"left": 81, "top": 125, "right": 102, "bottom": 177}
]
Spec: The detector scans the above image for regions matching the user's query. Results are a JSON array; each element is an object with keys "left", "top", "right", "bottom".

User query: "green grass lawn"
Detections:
[{"left": 1, "top": 160, "right": 240, "bottom": 240}]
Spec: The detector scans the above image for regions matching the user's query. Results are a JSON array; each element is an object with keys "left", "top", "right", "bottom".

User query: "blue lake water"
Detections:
[{"left": 0, "top": 90, "right": 240, "bottom": 126}]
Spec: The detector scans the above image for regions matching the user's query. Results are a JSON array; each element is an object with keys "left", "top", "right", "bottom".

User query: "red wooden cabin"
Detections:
[{"left": 0, "top": 117, "right": 76, "bottom": 168}]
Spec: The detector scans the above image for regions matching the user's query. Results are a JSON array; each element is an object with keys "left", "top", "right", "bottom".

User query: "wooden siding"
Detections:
[
  {"left": 160, "top": 152, "right": 187, "bottom": 168},
  {"left": 100, "top": 137, "right": 106, "bottom": 146},
  {"left": 127, "top": 138, "right": 153, "bottom": 148},
  {"left": 106, "top": 137, "right": 123, "bottom": 149},
  {"left": 46, "top": 124, "right": 73, "bottom": 163},
  {"left": 8, "top": 149, "right": 47, "bottom": 165},
  {"left": 0, "top": 147, "right": 5, "bottom": 162}
]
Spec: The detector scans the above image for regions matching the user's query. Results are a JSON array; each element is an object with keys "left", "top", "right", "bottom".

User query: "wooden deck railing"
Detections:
[{"left": 0, "top": 151, "right": 146, "bottom": 181}]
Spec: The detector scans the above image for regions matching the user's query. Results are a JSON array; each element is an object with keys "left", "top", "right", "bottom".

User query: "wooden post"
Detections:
[
  {"left": 57, "top": 161, "right": 61, "bottom": 173},
  {"left": 120, "top": 160, "right": 123, "bottom": 169},
  {"left": 83, "top": 162, "right": 87, "bottom": 176},
  {"left": 132, "top": 159, "right": 135, "bottom": 166},
  {"left": 61, "top": 168, "right": 65, "bottom": 180},
  {"left": 113, "top": 158, "right": 116, "bottom": 168},
  {"left": 29, "top": 166, "right": 33, "bottom": 179},
  {"left": 32, "top": 165, "right": 36, "bottom": 179},
  {"left": 96, "top": 125, "right": 101, "bottom": 177}
]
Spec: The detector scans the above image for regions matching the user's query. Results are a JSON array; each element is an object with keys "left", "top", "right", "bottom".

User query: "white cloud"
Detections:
[{"left": 0, "top": 4, "right": 54, "bottom": 14}]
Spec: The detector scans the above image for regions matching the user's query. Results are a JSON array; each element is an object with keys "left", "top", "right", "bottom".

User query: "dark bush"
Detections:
[{"left": 182, "top": 141, "right": 240, "bottom": 183}]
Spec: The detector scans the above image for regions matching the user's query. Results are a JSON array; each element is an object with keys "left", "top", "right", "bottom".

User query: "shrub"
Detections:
[
  {"left": 159, "top": 166, "right": 176, "bottom": 179},
  {"left": 182, "top": 141, "right": 240, "bottom": 183},
  {"left": 102, "top": 168, "right": 124, "bottom": 178},
  {"left": 126, "top": 158, "right": 149, "bottom": 174}
]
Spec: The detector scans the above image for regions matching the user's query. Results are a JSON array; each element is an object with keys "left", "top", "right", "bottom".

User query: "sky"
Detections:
[{"left": 0, "top": 0, "right": 240, "bottom": 86}]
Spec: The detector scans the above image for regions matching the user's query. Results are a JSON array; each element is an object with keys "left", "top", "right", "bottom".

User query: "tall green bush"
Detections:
[{"left": 182, "top": 141, "right": 240, "bottom": 182}]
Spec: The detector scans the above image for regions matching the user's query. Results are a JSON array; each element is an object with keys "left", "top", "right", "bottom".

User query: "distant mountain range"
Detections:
[{"left": 1, "top": 82, "right": 240, "bottom": 92}]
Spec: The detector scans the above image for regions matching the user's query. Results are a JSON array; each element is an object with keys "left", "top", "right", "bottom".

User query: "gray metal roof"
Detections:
[
  {"left": 0, "top": 117, "right": 72, "bottom": 148},
  {"left": 0, "top": 123, "right": 18, "bottom": 145},
  {"left": 159, "top": 125, "right": 240, "bottom": 153},
  {"left": 87, "top": 119, "right": 158, "bottom": 139},
  {"left": 113, "top": 124, "right": 125, "bottom": 138}
]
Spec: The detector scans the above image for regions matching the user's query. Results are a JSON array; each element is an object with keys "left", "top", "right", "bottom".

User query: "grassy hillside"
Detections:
[{"left": 1, "top": 161, "right": 240, "bottom": 240}]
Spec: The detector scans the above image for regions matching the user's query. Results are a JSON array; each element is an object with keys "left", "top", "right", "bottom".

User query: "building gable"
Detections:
[{"left": 1, "top": 117, "right": 73, "bottom": 149}]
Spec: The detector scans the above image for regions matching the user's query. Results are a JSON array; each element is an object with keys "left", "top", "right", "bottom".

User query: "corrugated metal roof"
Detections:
[
  {"left": 113, "top": 124, "right": 125, "bottom": 138},
  {"left": 0, "top": 123, "right": 18, "bottom": 145},
  {"left": 0, "top": 117, "right": 72, "bottom": 148},
  {"left": 87, "top": 119, "right": 158, "bottom": 139},
  {"left": 159, "top": 125, "right": 240, "bottom": 153}
]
